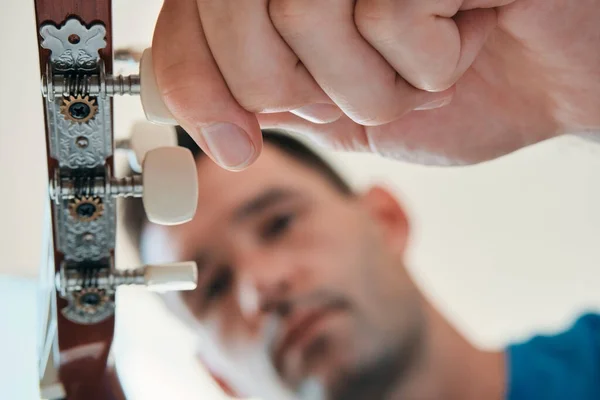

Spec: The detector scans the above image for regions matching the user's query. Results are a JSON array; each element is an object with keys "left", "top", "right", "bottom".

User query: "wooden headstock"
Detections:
[{"left": 33, "top": 2, "right": 199, "bottom": 398}]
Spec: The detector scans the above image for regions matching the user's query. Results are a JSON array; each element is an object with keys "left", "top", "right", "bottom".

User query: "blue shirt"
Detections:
[{"left": 507, "top": 313, "right": 600, "bottom": 400}]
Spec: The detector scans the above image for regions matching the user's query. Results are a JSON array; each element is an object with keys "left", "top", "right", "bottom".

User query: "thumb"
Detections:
[{"left": 151, "top": 0, "right": 263, "bottom": 172}]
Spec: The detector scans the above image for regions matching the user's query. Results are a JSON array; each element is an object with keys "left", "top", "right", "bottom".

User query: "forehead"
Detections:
[
  {"left": 195, "top": 143, "right": 340, "bottom": 209},
  {"left": 141, "top": 143, "right": 345, "bottom": 261}
]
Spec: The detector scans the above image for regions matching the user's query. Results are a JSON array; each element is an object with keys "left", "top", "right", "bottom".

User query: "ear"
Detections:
[{"left": 359, "top": 186, "right": 410, "bottom": 253}]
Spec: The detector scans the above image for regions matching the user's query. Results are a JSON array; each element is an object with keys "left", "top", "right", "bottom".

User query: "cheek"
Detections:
[
  {"left": 293, "top": 211, "right": 366, "bottom": 290},
  {"left": 302, "top": 212, "right": 401, "bottom": 325}
]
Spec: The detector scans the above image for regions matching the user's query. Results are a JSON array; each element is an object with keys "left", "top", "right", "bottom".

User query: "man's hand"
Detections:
[{"left": 151, "top": 0, "right": 600, "bottom": 168}]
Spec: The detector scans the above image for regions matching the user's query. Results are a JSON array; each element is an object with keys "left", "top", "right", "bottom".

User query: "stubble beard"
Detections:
[{"left": 327, "top": 310, "right": 426, "bottom": 400}]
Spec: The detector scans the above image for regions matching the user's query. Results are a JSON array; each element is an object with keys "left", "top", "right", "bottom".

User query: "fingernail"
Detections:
[
  {"left": 291, "top": 104, "right": 343, "bottom": 124},
  {"left": 414, "top": 96, "right": 452, "bottom": 111},
  {"left": 200, "top": 123, "right": 256, "bottom": 169}
]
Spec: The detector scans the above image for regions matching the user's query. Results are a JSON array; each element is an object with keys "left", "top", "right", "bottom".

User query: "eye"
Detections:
[
  {"left": 205, "top": 267, "right": 233, "bottom": 301},
  {"left": 261, "top": 213, "right": 295, "bottom": 240}
]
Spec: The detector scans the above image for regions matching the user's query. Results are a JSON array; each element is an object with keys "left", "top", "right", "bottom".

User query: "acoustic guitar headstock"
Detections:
[{"left": 33, "top": 2, "right": 199, "bottom": 399}]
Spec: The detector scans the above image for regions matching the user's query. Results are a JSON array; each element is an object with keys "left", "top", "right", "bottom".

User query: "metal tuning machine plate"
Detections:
[{"left": 36, "top": 16, "right": 199, "bottom": 400}]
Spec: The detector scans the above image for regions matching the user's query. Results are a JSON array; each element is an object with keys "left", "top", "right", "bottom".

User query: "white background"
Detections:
[{"left": 1, "top": 0, "right": 600, "bottom": 399}]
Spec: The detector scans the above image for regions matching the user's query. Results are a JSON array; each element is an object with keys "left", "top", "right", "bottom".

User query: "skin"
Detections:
[
  {"left": 140, "top": 144, "right": 504, "bottom": 399},
  {"left": 151, "top": 0, "right": 600, "bottom": 169}
]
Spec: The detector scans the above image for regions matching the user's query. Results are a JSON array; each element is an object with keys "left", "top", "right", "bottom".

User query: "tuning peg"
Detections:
[
  {"left": 42, "top": 47, "right": 178, "bottom": 125},
  {"left": 115, "top": 122, "right": 178, "bottom": 173},
  {"left": 51, "top": 146, "right": 198, "bottom": 225},
  {"left": 57, "top": 261, "right": 198, "bottom": 324},
  {"left": 141, "top": 147, "right": 198, "bottom": 225},
  {"left": 122, "top": 261, "right": 198, "bottom": 292},
  {"left": 139, "top": 48, "right": 178, "bottom": 125},
  {"left": 58, "top": 261, "right": 198, "bottom": 294}
]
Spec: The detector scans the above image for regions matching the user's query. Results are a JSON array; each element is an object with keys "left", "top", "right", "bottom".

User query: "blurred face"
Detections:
[{"left": 141, "top": 144, "right": 424, "bottom": 399}]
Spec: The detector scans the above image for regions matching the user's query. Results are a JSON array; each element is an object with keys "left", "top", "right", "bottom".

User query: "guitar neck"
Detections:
[
  {"left": 33, "top": 1, "right": 122, "bottom": 399},
  {"left": 34, "top": 3, "right": 200, "bottom": 398}
]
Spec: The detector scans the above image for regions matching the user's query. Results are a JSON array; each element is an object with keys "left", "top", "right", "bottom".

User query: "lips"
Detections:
[{"left": 273, "top": 303, "right": 346, "bottom": 380}]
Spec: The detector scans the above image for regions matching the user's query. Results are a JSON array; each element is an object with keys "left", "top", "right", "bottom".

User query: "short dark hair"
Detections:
[{"left": 122, "top": 127, "right": 353, "bottom": 252}]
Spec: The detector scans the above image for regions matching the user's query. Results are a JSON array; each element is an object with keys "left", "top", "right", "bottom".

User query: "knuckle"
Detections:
[
  {"left": 232, "top": 74, "right": 298, "bottom": 113},
  {"left": 345, "top": 91, "right": 412, "bottom": 126},
  {"left": 412, "top": 57, "right": 460, "bottom": 92},
  {"left": 354, "top": 1, "right": 388, "bottom": 36},
  {"left": 345, "top": 102, "right": 397, "bottom": 126},
  {"left": 355, "top": 0, "right": 420, "bottom": 40},
  {"left": 419, "top": 76, "right": 456, "bottom": 93},
  {"left": 268, "top": 0, "right": 316, "bottom": 36}
]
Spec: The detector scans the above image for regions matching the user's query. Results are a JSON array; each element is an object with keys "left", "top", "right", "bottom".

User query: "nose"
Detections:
[{"left": 235, "top": 248, "right": 298, "bottom": 320}]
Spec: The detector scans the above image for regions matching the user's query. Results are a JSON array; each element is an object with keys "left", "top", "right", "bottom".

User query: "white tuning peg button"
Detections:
[
  {"left": 142, "top": 261, "right": 198, "bottom": 292},
  {"left": 124, "top": 121, "right": 178, "bottom": 173},
  {"left": 142, "top": 146, "right": 198, "bottom": 225},
  {"left": 140, "top": 47, "right": 178, "bottom": 125},
  {"left": 50, "top": 145, "right": 197, "bottom": 225}
]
